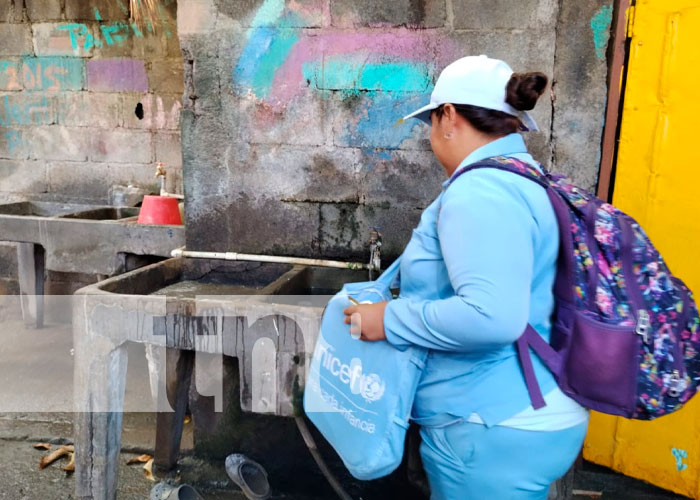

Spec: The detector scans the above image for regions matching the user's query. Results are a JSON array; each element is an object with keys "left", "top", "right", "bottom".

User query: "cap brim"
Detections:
[
  {"left": 518, "top": 111, "right": 539, "bottom": 132},
  {"left": 403, "top": 102, "right": 540, "bottom": 132},
  {"left": 402, "top": 103, "right": 439, "bottom": 125}
]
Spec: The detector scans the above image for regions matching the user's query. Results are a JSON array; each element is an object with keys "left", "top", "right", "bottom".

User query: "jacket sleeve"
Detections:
[{"left": 383, "top": 172, "right": 536, "bottom": 353}]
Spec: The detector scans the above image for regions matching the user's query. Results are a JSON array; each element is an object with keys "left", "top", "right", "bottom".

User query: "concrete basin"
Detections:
[
  {"left": 0, "top": 199, "right": 184, "bottom": 328},
  {"left": 0, "top": 200, "right": 93, "bottom": 216},
  {"left": 72, "top": 256, "right": 369, "bottom": 499},
  {"left": 57, "top": 207, "right": 140, "bottom": 220}
]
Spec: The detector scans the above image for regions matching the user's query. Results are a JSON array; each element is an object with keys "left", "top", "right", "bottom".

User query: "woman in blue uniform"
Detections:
[{"left": 344, "top": 56, "right": 589, "bottom": 499}]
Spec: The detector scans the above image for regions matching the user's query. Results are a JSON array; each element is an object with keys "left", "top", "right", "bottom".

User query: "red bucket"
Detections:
[{"left": 137, "top": 195, "right": 182, "bottom": 225}]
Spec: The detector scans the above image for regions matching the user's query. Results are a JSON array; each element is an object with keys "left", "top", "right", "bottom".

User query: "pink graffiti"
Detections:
[{"left": 267, "top": 30, "right": 457, "bottom": 106}]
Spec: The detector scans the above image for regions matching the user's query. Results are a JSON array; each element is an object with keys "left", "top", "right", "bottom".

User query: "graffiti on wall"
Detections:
[
  {"left": 591, "top": 4, "right": 613, "bottom": 60},
  {"left": 233, "top": 0, "right": 456, "bottom": 149},
  {"left": 58, "top": 6, "right": 175, "bottom": 55},
  {"left": 672, "top": 448, "right": 689, "bottom": 472},
  {"left": 1, "top": 57, "right": 85, "bottom": 92}
]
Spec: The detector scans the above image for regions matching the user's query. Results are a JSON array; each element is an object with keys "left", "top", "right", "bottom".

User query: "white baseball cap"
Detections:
[{"left": 403, "top": 55, "right": 539, "bottom": 131}]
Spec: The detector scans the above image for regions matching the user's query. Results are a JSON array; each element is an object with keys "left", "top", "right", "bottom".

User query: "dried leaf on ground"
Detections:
[
  {"left": 143, "top": 458, "right": 156, "bottom": 482},
  {"left": 39, "top": 445, "right": 75, "bottom": 470},
  {"left": 127, "top": 454, "right": 153, "bottom": 465},
  {"left": 61, "top": 452, "right": 75, "bottom": 472},
  {"left": 33, "top": 443, "right": 51, "bottom": 450}
]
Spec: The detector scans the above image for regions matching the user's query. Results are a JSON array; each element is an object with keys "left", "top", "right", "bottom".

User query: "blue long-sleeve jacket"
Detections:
[{"left": 383, "top": 133, "right": 562, "bottom": 426}]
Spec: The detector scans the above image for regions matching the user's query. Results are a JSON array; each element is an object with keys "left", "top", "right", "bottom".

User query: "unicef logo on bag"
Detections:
[
  {"left": 359, "top": 373, "right": 386, "bottom": 402},
  {"left": 317, "top": 345, "right": 387, "bottom": 404}
]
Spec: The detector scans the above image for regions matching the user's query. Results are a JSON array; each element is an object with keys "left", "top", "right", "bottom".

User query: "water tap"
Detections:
[
  {"left": 155, "top": 162, "right": 166, "bottom": 195},
  {"left": 369, "top": 227, "right": 382, "bottom": 280}
]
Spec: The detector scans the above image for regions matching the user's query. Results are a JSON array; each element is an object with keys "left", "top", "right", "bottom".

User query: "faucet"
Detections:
[
  {"left": 369, "top": 227, "right": 382, "bottom": 280},
  {"left": 154, "top": 162, "right": 184, "bottom": 199}
]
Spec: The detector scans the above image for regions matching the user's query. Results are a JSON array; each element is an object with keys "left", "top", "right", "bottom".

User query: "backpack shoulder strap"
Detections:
[{"left": 446, "top": 156, "right": 550, "bottom": 190}]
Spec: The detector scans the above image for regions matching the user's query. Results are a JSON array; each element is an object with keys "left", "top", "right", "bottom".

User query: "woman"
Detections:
[{"left": 343, "top": 55, "right": 590, "bottom": 499}]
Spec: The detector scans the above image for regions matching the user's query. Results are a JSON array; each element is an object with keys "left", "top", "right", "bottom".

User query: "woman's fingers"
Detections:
[{"left": 349, "top": 312, "right": 362, "bottom": 336}]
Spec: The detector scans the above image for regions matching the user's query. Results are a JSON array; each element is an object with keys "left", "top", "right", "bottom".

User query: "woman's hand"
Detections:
[{"left": 343, "top": 301, "right": 389, "bottom": 341}]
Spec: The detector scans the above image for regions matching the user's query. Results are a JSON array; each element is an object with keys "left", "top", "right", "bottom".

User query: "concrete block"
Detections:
[
  {"left": 0, "top": 128, "right": 30, "bottom": 160},
  {"left": 99, "top": 29, "right": 182, "bottom": 60},
  {"left": 47, "top": 161, "right": 109, "bottom": 200},
  {"left": 359, "top": 150, "right": 443, "bottom": 208},
  {"left": 238, "top": 91, "right": 329, "bottom": 147},
  {"left": 0, "top": 92, "right": 58, "bottom": 126},
  {"left": 4, "top": 57, "right": 86, "bottom": 91},
  {"left": 25, "top": 0, "right": 62, "bottom": 21},
  {"left": 177, "top": 0, "right": 218, "bottom": 36},
  {"left": 192, "top": 58, "right": 219, "bottom": 113},
  {"left": 57, "top": 92, "right": 122, "bottom": 128},
  {"left": 452, "top": 0, "right": 558, "bottom": 30},
  {"left": 153, "top": 131, "right": 183, "bottom": 168},
  {"left": 147, "top": 59, "right": 184, "bottom": 94},
  {"left": 32, "top": 22, "right": 95, "bottom": 58},
  {"left": 330, "top": 92, "right": 433, "bottom": 150},
  {"left": 319, "top": 203, "right": 422, "bottom": 260},
  {"left": 29, "top": 126, "right": 91, "bottom": 161},
  {"left": 122, "top": 93, "right": 182, "bottom": 130},
  {"left": 331, "top": 0, "right": 445, "bottom": 28},
  {"left": 87, "top": 58, "right": 149, "bottom": 92},
  {"left": 0, "top": 0, "right": 26, "bottom": 23},
  {"left": 65, "top": 0, "right": 129, "bottom": 21},
  {"left": 228, "top": 144, "right": 361, "bottom": 203},
  {"left": 0, "top": 24, "right": 33, "bottom": 57},
  {"left": 90, "top": 128, "right": 153, "bottom": 164},
  {"left": 187, "top": 194, "right": 321, "bottom": 255},
  {"left": 449, "top": 30, "right": 555, "bottom": 77},
  {"left": 214, "top": 0, "right": 327, "bottom": 28},
  {"left": 180, "top": 111, "right": 234, "bottom": 200},
  {"left": 0, "top": 159, "right": 47, "bottom": 193},
  {"left": 107, "top": 163, "right": 160, "bottom": 192}
]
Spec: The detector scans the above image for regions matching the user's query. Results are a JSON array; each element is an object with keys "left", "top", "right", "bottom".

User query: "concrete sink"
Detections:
[
  {"left": 57, "top": 206, "right": 140, "bottom": 220},
  {"left": 73, "top": 256, "right": 369, "bottom": 499},
  {"left": 0, "top": 199, "right": 184, "bottom": 327},
  {"left": 0, "top": 200, "right": 93, "bottom": 216}
]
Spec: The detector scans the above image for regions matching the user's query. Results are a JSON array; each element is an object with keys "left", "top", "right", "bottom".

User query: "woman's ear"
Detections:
[
  {"left": 441, "top": 104, "right": 458, "bottom": 126},
  {"left": 441, "top": 104, "right": 457, "bottom": 139}
]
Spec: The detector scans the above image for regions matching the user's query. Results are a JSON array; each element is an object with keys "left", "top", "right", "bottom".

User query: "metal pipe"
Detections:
[
  {"left": 171, "top": 247, "right": 372, "bottom": 270},
  {"left": 295, "top": 416, "right": 354, "bottom": 500}
]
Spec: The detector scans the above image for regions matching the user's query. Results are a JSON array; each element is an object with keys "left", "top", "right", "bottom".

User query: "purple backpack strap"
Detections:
[
  {"left": 450, "top": 157, "right": 568, "bottom": 410},
  {"left": 517, "top": 326, "right": 564, "bottom": 409}
]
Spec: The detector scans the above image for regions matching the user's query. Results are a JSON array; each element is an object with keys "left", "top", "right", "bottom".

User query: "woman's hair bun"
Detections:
[{"left": 505, "top": 72, "right": 549, "bottom": 111}]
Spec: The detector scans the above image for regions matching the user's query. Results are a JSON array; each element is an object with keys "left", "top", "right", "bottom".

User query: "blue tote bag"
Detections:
[{"left": 303, "top": 257, "right": 428, "bottom": 480}]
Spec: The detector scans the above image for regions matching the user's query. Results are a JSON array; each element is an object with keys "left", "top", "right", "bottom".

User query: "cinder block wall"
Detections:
[
  {"left": 0, "top": 0, "right": 185, "bottom": 288},
  {"left": 178, "top": 0, "right": 613, "bottom": 261},
  {"left": 0, "top": 0, "right": 184, "bottom": 203}
]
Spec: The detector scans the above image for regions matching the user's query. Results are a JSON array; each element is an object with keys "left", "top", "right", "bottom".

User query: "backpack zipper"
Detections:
[{"left": 635, "top": 309, "right": 650, "bottom": 344}]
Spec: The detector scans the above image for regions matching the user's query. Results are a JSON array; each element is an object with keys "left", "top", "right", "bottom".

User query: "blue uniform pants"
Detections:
[{"left": 419, "top": 421, "right": 588, "bottom": 499}]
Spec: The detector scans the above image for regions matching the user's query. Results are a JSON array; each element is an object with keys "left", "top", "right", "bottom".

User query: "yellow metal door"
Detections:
[{"left": 583, "top": 0, "right": 700, "bottom": 497}]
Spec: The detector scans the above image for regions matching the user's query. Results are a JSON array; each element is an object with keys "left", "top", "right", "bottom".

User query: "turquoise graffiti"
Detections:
[
  {"left": 672, "top": 448, "right": 688, "bottom": 472},
  {"left": 0, "top": 57, "right": 84, "bottom": 91},
  {"left": 591, "top": 4, "right": 614, "bottom": 60},
  {"left": 58, "top": 5, "right": 174, "bottom": 54},
  {"left": 0, "top": 95, "right": 54, "bottom": 126},
  {"left": 233, "top": 0, "right": 452, "bottom": 150}
]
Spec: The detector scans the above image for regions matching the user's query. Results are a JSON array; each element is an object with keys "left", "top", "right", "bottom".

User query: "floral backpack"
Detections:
[{"left": 449, "top": 156, "right": 700, "bottom": 420}]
